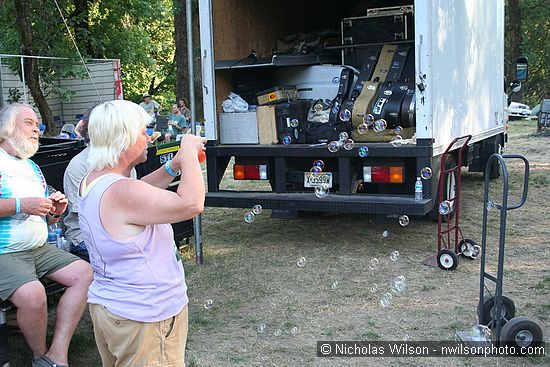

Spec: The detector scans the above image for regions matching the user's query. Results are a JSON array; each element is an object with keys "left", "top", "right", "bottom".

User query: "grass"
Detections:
[{"left": 7, "top": 120, "right": 550, "bottom": 366}]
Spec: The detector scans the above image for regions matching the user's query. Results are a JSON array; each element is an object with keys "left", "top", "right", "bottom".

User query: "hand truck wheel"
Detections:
[
  {"left": 437, "top": 249, "right": 459, "bottom": 270},
  {"left": 458, "top": 239, "right": 480, "bottom": 259},
  {"left": 500, "top": 316, "right": 543, "bottom": 353},
  {"left": 480, "top": 295, "right": 516, "bottom": 325}
]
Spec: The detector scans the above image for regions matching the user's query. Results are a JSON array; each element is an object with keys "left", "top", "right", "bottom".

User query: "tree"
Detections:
[{"left": 13, "top": 0, "right": 55, "bottom": 132}]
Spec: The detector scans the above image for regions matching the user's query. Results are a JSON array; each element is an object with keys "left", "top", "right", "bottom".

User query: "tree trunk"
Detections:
[
  {"left": 174, "top": 0, "right": 189, "bottom": 102},
  {"left": 14, "top": 0, "right": 54, "bottom": 133},
  {"left": 174, "top": 0, "right": 203, "bottom": 119},
  {"left": 72, "top": 0, "right": 94, "bottom": 57},
  {"left": 506, "top": 0, "right": 524, "bottom": 102}
]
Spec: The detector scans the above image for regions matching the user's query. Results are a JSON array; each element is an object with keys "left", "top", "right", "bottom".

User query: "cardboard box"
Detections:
[{"left": 219, "top": 111, "right": 278, "bottom": 145}]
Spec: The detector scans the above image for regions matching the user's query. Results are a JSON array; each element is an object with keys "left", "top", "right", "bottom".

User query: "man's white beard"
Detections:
[{"left": 7, "top": 131, "right": 39, "bottom": 159}]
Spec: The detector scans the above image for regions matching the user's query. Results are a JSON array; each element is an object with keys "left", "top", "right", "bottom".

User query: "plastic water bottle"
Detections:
[
  {"left": 414, "top": 177, "right": 423, "bottom": 201},
  {"left": 47, "top": 224, "right": 58, "bottom": 246}
]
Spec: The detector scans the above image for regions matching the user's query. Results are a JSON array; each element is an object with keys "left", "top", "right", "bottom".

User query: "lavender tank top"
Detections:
[{"left": 78, "top": 174, "right": 188, "bottom": 322}]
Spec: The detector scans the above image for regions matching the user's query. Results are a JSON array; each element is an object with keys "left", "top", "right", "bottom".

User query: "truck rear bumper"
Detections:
[{"left": 206, "top": 191, "right": 432, "bottom": 215}]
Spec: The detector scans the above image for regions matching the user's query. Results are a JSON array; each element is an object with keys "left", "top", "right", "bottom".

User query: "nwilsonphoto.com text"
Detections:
[{"left": 317, "top": 341, "right": 547, "bottom": 358}]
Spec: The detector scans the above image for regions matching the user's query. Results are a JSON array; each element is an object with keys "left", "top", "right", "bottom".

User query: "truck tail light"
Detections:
[
  {"left": 363, "top": 166, "right": 404, "bottom": 183},
  {"left": 234, "top": 164, "right": 268, "bottom": 180}
]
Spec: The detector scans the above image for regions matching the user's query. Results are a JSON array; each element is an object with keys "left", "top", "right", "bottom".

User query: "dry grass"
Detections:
[{"left": 7, "top": 119, "right": 549, "bottom": 366}]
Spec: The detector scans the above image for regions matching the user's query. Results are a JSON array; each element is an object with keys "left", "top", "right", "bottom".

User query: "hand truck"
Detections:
[
  {"left": 436, "top": 135, "right": 480, "bottom": 270},
  {"left": 474, "top": 153, "right": 543, "bottom": 351}
]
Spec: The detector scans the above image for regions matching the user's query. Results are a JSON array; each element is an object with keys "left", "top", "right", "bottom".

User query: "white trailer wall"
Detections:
[
  {"left": 0, "top": 59, "right": 119, "bottom": 126},
  {"left": 416, "top": 0, "right": 505, "bottom": 155}
]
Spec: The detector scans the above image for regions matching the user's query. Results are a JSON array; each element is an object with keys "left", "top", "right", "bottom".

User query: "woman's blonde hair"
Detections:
[{"left": 88, "top": 100, "right": 150, "bottom": 170}]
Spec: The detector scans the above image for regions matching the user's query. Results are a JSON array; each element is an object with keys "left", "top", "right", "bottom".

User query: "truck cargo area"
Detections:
[{"left": 199, "top": 0, "right": 506, "bottom": 216}]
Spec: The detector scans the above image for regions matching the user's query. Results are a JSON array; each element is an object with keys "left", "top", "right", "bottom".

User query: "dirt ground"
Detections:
[{"left": 7, "top": 120, "right": 549, "bottom": 366}]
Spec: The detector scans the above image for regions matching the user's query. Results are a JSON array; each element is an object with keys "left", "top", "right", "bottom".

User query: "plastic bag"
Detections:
[
  {"left": 307, "top": 99, "right": 332, "bottom": 123},
  {"left": 222, "top": 92, "right": 249, "bottom": 113}
]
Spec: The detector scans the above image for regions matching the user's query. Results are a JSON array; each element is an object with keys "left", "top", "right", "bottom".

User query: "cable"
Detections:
[{"left": 52, "top": 0, "right": 102, "bottom": 102}]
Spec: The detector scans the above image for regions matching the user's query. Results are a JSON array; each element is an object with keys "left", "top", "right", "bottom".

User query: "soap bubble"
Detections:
[
  {"left": 438, "top": 200, "right": 452, "bottom": 215},
  {"left": 343, "top": 139, "right": 355, "bottom": 150},
  {"left": 373, "top": 119, "right": 387, "bottom": 132},
  {"left": 390, "top": 250, "right": 400, "bottom": 262},
  {"left": 363, "top": 114, "right": 375, "bottom": 126},
  {"left": 397, "top": 275, "right": 406, "bottom": 282},
  {"left": 291, "top": 326, "right": 299, "bottom": 335},
  {"left": 204, "top": 299, "right": 214, "bottom": 310},
  {"left": 244, "top": 211, "right": 255, "bottom": 223},
  {"left": 274, "top": 329, "right": 282, "bottom": 337},
  {"left": 339, "top": 132, "right": 349, "bottom": 141},
  {"left": 290, "top": 118, "right": 299, "bottom": 128},
  {"left": 339, "top": 109, "right": 352, "bottom": 122},
  {"left": 369, "top": 258, "right": 379, "bottom": 271},
  {"left": 390, "top": 135, "right": 403, "bottom": 147},
  {"left": 371, "top": 283, "right": 379, "bottom": 293},
  {"left": 380, "top": 293, "right": 392, "bottom": 307},
  {"left": 332, "top": 106, "right": 339, "bottom": 115},
  {"left": 486, "top": 200, "right": 496, "bottom": 210},
  {"left": 403, "top": 334, "right": 411, "bottom": 341},
  {"left": 252, "top": 204, "right": 262, "bottom": 215},
  {"left": 420, "top": 167, "right": 433, "bottom": 179},
  {"left": 297, "top": 257, "right": 306, "bottom": 267},
  {"left": 310, "top": 166, "right": 323, "bottom": 173},
  {"left": 395, "top": 126, "right": 404, "bottom": 135},
  {"left": 314, "top": 103, "right": 324, "bottom": 112},
  {"left": 470, "top": 324, "right": 492, "bottom": 342},
  {"left": 313, "top": 160, "right": 325, "bottom": 169},
  {"left": 358, "top": 146, "right": 369, "bottom": 157},
  {"left": 314, "top": 184, "right": 330, "bottom": 198},
  {"left": 382, "top": 230, "right": 389, "bottom": 238},
  {"left": 328, "top": 141, "right": 340, "bottom": 153},
  {"left": 357, "top": 123, "right": 369, "bottom": 135},
  {"left": 390, "top": 277, "right": 406, "bottom": 293},
  {"left": 258, "top": 322, "right": 266, "bottom": 334},
  {"left": 331, "top": 281, "right": 339, "bottom": 289},
  {"left": 282, "top": 135, "right": 292, "bottom": 145},
  {"left": 399, "top": 215, "right": 410, "bottom": 226}
]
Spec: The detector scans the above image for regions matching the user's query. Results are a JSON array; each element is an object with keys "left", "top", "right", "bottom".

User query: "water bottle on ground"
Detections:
[{"left": 414, "top": 176, "right": 423, "bottom": 201}]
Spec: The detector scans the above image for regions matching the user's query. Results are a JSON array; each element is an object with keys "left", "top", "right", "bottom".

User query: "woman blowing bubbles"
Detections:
[{"left": 78, "top": 100, "right": 206, "bottom": 366}]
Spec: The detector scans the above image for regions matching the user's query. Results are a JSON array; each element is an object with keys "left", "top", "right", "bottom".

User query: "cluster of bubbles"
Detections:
[
  {"left": 308, "top": 160, "right": 331, "bottom": 199},
  {"left": 257, "top": 322, "right": 300, "bottom": 336},
  {"left": 368, "top": 251, "right": 407, "bottom": 308},
  {"left": 244, "top": 204, "right": 263, "bottom": 223},
  {"left": 328, "top": 132, "right": 355, "bottom": 153}
]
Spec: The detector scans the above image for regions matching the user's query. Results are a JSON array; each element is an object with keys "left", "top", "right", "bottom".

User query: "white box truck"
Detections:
[{"left": 198, "top": 0, "right": 527, "bottom": 218}]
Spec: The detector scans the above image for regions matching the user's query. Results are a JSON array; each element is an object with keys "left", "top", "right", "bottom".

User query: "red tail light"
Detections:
[
  {"left": 234, "top": 164, "right": 268, "bottom": 180},
  {"left": 363, "top": 166, "right": 403, "bottom": 183}
]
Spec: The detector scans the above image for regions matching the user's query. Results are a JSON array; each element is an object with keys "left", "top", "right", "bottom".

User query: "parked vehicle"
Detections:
[
  {"left": 537, "top": 99, "right": 550, "bottom": 132},
  {"left": 507, "top": 102, "right": 531, "bottom": 120},
  {"left": 198, "top": 0, "right": 527, "bottom": 219}
]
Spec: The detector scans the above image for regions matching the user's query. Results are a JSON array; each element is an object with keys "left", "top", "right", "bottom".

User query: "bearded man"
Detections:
[{"left": 0, "top": 103, "right": 92, "bottom": 367}]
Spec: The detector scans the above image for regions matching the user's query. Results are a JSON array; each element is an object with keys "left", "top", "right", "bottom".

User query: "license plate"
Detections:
[{"left": 304, "top": 172, "right": 333, "bottom": 188}]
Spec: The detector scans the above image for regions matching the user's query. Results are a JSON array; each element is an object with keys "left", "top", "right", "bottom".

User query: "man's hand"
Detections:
[
  {"left": 20, "top": 197, "right": 53, "bottom": 216},
  {"left": 48, "top": 191, "right": 68, "bottom": 215}
]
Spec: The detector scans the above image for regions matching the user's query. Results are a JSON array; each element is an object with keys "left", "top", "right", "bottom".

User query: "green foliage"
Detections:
[
  {"left": 520, "top": 0, "right": 550, "bottom": 106},
  {"left": 0, "top": 0, "right": 178, "bottom": 106}
]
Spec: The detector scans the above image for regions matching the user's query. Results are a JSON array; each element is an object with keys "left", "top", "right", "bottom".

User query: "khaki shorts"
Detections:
[
  {"left": 0, "top": 244, "right": 80, "bottom": 301},
  {"left": 89, "top": 303, "right": 188, "bottom": 367}
]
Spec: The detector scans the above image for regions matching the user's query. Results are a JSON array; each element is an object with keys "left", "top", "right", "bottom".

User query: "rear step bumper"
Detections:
[{"left": 206, "top": 191, "right": 433, "bottom": 215}]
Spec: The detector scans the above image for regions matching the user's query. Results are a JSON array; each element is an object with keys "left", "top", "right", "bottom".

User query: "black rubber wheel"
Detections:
[
  {"left": 480, "top": 295, "right": 516, "bottom": 326},
  {"left": 483, "top": 135, "right": 502, "bottom": 180},
  {"left": 500, "top": 316, "right": 543, "bottom": 352},
  {"left": 437, "top": 249, "right": 459, "bottom": 270},
  {"left": 458, "top": 239, "right": 479, "bottom": 259},
  {"left": 429, "top": 154, "right": 457, "bottom": 222}
]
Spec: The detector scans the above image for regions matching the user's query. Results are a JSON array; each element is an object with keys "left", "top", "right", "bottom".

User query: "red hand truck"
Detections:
[{"left": 436, "top": 135, "right": 480, "bottom": 270}]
